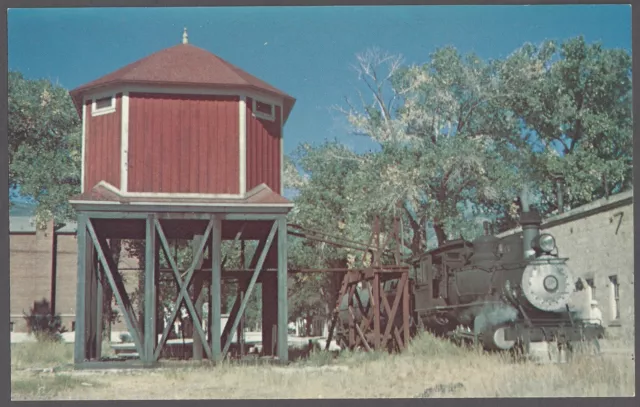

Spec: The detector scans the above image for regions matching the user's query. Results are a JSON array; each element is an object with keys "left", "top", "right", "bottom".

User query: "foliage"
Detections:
[
  {"left": 496, "top": 36, "right": 633, "bottom": 214},
  {"left": 22, "top": 299, "right": 68, "bottom": 343},
  {"left": 8, "top": 71, "right": 82, "bottom": 224}
]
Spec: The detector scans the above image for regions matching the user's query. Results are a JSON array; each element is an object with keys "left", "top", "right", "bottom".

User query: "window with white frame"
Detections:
[
  {"left": 253, "top": 99, "right": 275, "bottom": 121},
  {"left": 609, "top": 275, "right": 620, "bottom": 321},
  {"left": 91, "top": 95, "right": 116, "bottom": 116}
]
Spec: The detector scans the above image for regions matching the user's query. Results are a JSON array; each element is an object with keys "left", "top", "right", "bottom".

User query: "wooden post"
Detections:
[
  {"left": 74, "top": 214, "right": 88, "bottom": 364},
  {"left": 143, "top": 215, "right": 157, "bottom": 364},
  {"left": 86, "top": 232, "right": 99, "bottom": 360},
  {"left": 276, "top": 216, "right": 288, "bottom": 362},
  {"left": 402, "top": 271, "right": 411, "bottom": 347},
  {"left": 373, "top": 273, "right": 381, "bottom": 349},
  {"left": 209, "top": 217, "right": 223, "bottom": 362},
  {"left": 348, "top": 284, "right": 355, "bottom": 349},
  {"left": 95, "top": 261, "right": 103, "bottom": 360},
  {"left": 191, "top": 235, "right": 204, "bottom": 361},
  {"left": 261, "top": 273, "right": 277, "bottom": 355}
]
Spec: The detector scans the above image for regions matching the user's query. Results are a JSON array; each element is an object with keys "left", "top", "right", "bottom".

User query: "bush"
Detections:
[{"left": 22, "top": 299, "right": 67, "bottom": 343}]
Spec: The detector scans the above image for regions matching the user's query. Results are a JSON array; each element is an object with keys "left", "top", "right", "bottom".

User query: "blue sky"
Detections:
[{"left": 7, "top": 5, "right": 631, "bottom": 210}]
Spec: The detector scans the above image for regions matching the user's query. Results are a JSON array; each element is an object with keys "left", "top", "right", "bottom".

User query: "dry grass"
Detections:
[{"left": 11, "top": 333, "right": 635, "bottom": 400}]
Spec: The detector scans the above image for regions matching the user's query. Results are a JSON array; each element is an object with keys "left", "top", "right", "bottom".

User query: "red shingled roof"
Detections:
[
  {"left": 69, "top": 43, "right": 296, "bottom": 122},
  {"left": 70, "top": 182, "right": 293, "bottom": 207}
]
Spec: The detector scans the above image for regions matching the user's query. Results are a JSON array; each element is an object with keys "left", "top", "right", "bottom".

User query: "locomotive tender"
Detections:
[{"left": 337, "top": 203, "right": 605, "bottom": 353}]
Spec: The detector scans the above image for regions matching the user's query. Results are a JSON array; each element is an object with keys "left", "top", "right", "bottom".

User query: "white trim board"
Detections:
[
  {"left": 239, "top": 95, "right": 247, "bottom": 195},
  {"left": 81, "top": 99, "right": 87, "bottom": 193},
  {"left": 280, "top": 105, "right": 284, "bottom": 196},
  {"left": 84, "top": 85, "right": 285, "bottom": 110},
  {"left": 120, "top": 92, "right": 130, "bottom": 192}
]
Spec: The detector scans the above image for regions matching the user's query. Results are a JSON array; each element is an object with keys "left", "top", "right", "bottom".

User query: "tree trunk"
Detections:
[{"left": 433, "top": 223, "right": 447, "bottom": 247}]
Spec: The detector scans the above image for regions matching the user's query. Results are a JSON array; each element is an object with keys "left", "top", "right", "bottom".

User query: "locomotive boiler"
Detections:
[{"left": 336, "top": 201, "right": 604, "bottom": 353}]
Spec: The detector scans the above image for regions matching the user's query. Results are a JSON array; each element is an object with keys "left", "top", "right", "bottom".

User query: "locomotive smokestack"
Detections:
[{"left": 520, "top": 186, "right": 541, "bottom": 259}]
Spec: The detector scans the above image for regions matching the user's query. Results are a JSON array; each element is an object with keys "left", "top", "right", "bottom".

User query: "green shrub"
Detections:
[{"left": 23, "top": 299, "right": 67, "bottom": 343}]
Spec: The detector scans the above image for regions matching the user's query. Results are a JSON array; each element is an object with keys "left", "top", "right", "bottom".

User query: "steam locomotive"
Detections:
[{"left": 337, "top": 206, "right": 605, "bottom": 353}]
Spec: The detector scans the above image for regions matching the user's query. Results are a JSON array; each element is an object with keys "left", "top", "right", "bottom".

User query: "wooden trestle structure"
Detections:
[
  {"left": 73, "top": 195, "right": 411, "bottom": 367},
  {"left": 289, "top": 214, "right": 412, "bottom": 353},
  {"left": 72, "top": 200, "right": 290, "bottom": 367}
]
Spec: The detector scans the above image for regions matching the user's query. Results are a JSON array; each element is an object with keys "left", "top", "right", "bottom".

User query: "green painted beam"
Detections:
[
  {"left": 73, "top": 214, "right": 88, "bottom": 364},
  {"left": 276, "top": 216, "right": 289, "bottom": 363},
  {"left": 210, "top": 216, "right": 223, "bottom": 362},
  {"left": 143, "top": 215, "right": 157, "bottom": 364},
  {"left": 95, "top": 261, "right": 103, "bottom": 360}
]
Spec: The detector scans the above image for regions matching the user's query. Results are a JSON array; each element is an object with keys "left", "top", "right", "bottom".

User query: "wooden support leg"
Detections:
[
  {"left": 348, "top": 285, "right": 355, "bottom": 349},
  {"left": 261, "top": 273, "right": 277, "bottom": 356},
  {"left": 143, "top": 215, "right": 157, "bottom": 364},
  {"left": 276, "top": 216, "right": 288, "bottom": 363},
  {"left": 95, "top": 261, "right": 103, "bottom": 360},
  {"left": 86, "top": 247, "right": 99, "bottom": 361},
  {"left": 191, "top": 234, "right": 204, "bottom": 361},
  {"left": 373, "top": 273, "right": 381, "bottom": 350},
  {"left": 402, "top": 272, "right": 411, "bottom": 348},
  {"left": 192, "top": 274, "right": 204, "bottom": 361},
  {"left": 209, "top": 217, "right": 222, "bottom": 362},
  {"left": 237, "top": 288, "right": 245, "bottom": 357}
]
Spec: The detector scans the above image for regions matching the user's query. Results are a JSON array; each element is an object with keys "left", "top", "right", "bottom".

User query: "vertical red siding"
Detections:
[
  {"left": 127, "top": 93, "right": 240, "bottom": 194},
  {"left": 245, "top": 98, "right": 282, "bottom": 192},
  {"left": 83, "top": 94, "right": 122, "bottom": 192}
]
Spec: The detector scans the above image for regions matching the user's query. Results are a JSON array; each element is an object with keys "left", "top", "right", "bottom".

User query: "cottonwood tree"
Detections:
[
  {"left": 337, "top": 47, "right": 524, "bottom": 252},
  {"left": 8, "top": 71, "right": 82, "bottom": 226},
  {"left": 285, "top": 144, "right": 360, "bottom": 327},
  {"left": 497, "top": 36, "right": 633, "bottom": 214}
]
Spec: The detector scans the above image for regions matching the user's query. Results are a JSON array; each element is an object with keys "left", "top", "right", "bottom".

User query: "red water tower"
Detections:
[{"left": 69, "top": 30, "right": 295, "bottom": 367}]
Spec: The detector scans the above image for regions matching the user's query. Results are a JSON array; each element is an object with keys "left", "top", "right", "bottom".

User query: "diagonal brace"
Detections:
[
  {"left": 86, "top": 220, "right": 144, "bottom": 358},
  {"left": 222, "top": 221, "right": 278, "bottom": 358},
  {"left": 153, "top": 219, "right": 214, "bottom": 361}
]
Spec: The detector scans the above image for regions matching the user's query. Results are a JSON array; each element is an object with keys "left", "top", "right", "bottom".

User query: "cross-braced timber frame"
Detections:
[
  {"left": 288, "top": 213, "right": 413, "bottom": 353},
  {"left": 72, "top": 203, "right": 290, "bottom": 368}
]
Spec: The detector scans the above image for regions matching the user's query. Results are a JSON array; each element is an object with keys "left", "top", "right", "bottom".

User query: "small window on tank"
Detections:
[
  {"left": 253, "top": 99, "right": 275, "bottom": 121},
  {"left": 91, "top": 95, "right": 116, "bottom": 116}
]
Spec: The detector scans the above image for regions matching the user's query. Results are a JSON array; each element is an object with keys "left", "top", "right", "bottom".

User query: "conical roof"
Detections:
[{"left": 70, "top": 43, "right": 296, "bottom": 121}]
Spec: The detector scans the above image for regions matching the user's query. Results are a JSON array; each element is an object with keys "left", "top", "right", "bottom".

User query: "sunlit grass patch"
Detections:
[{"left": 11, "top": 374, "right": 102, "bottom": 400}]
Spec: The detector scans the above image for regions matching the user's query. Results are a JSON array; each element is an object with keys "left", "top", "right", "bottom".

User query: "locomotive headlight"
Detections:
[
  {"left": 543, "top": 275, "right": 559, "bottom": 292},
  {"left": 533, "top": 233, "right": 556, "bottom": 253}
]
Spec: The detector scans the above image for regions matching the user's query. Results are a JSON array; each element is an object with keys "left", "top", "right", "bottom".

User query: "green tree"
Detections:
[
  {"left": 497, "top": 36, "right": 633, "bottom": 215},
  {"left": 337, "top": 47, "right": 524, "bottom": 252},
  {"left": 8, "top": 71, "right": 81, "bottom": 225}
]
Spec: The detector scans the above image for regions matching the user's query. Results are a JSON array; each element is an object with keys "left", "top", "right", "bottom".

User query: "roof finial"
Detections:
[{"left": 182, "top": 27, "right": 188, "bottom": 44}]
